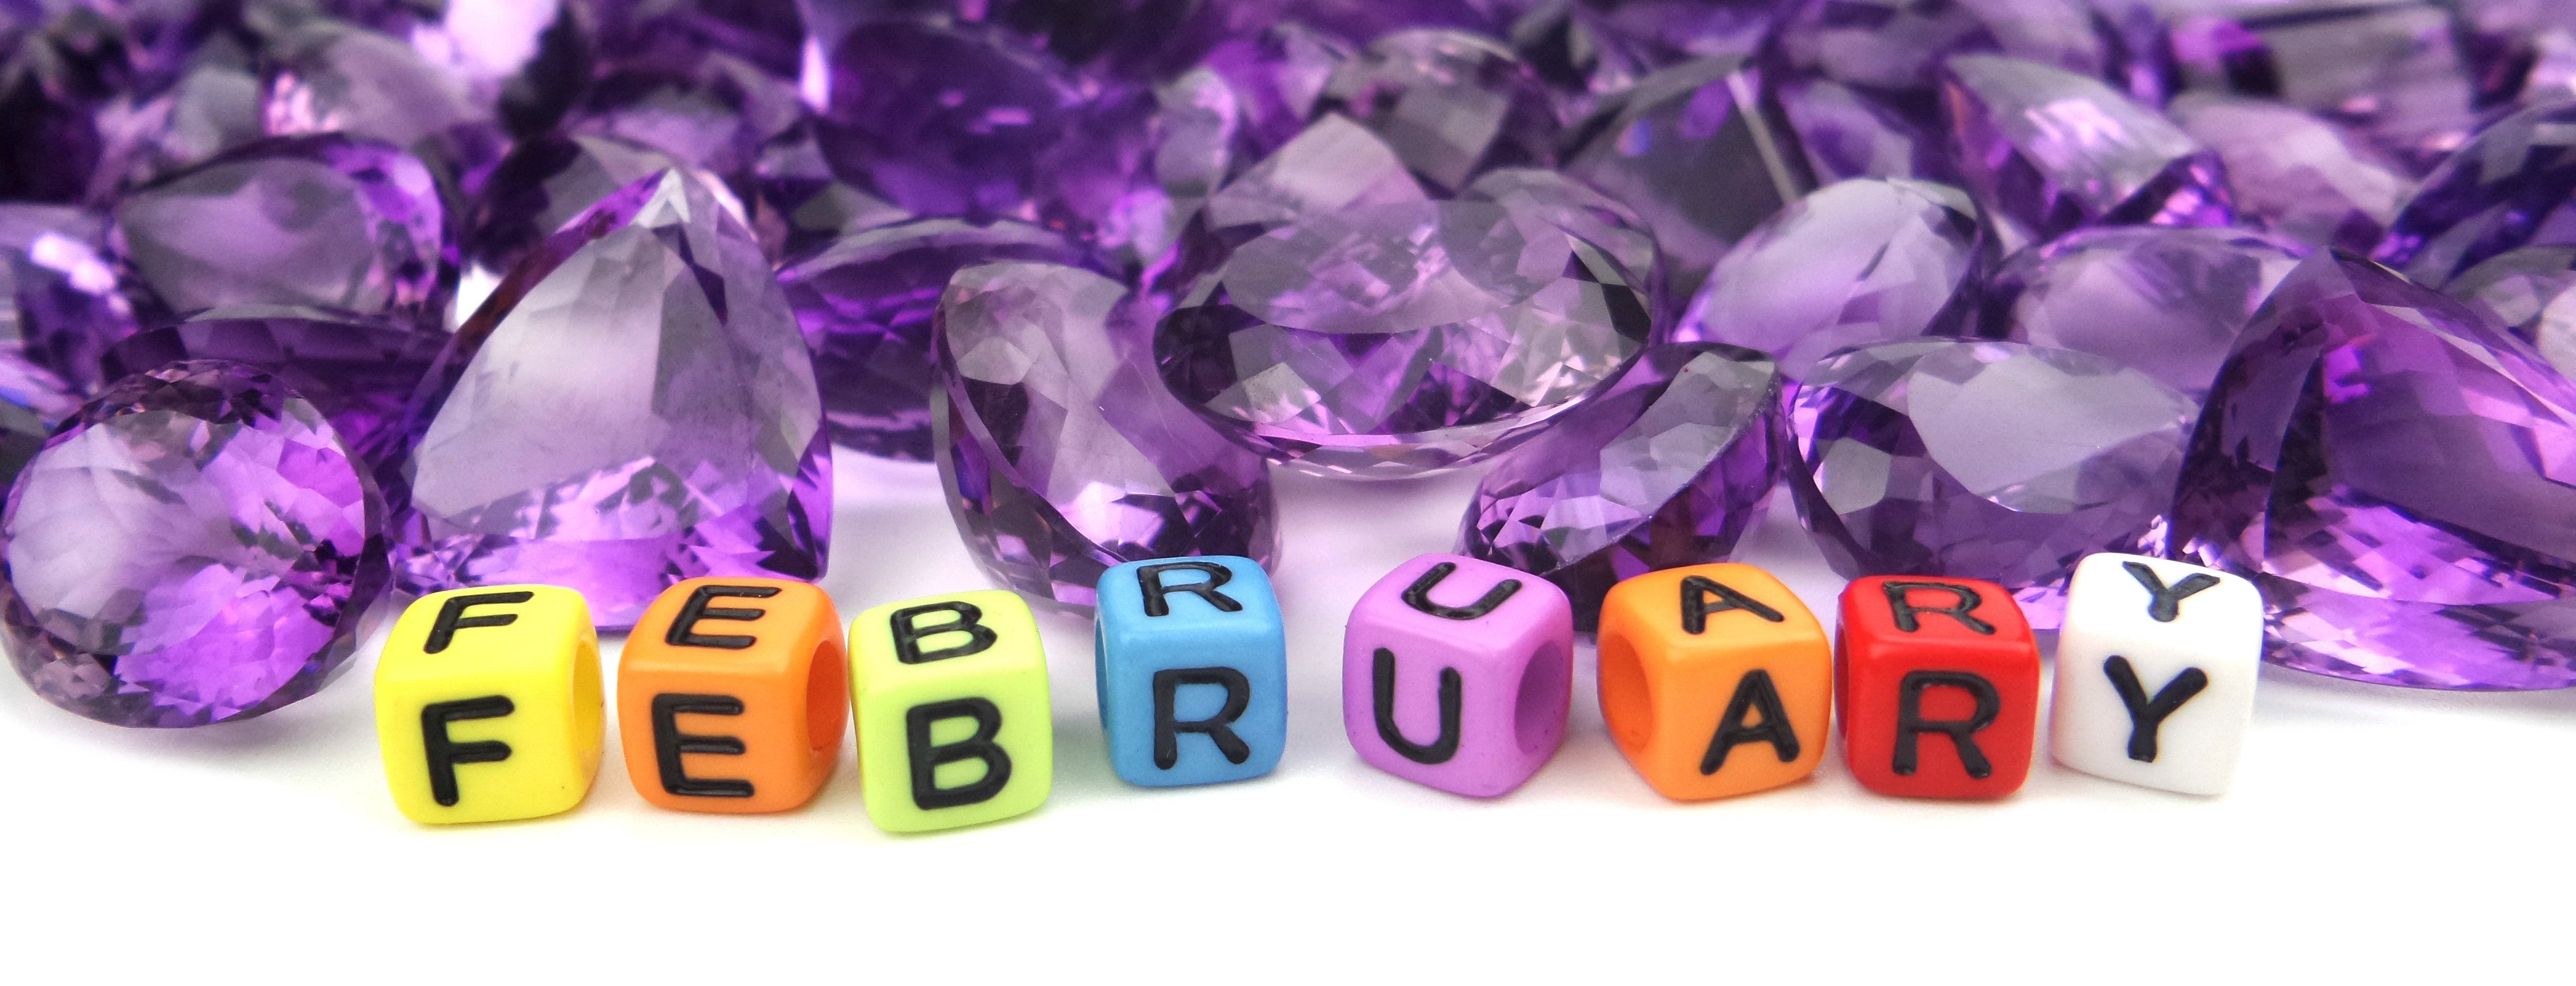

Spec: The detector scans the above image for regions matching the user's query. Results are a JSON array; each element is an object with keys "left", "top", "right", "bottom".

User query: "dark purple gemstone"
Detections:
[
  {"left": 1668, "top": 178, "right": 1982, "bottom": 380},
  {"left": 0, "top": 360, "right": 388, "bottom": 727},
  {"left": 779, "top": 217, "right": 1096, "bottom": 461},
  {"left": 1586, "top": 0, "right": 1774, "bottom": 62},
  {"left": 936, "top": 260, "right": 1277, "bottom": 611},
  {"left": 2453, "top": 0, "right": 2576, "bottom": 106},
  {"left": 1942, "top": 55, "right": 2233, "bottom": 246},
  {"left": 589, "top": 0, "right": 808, "bottom": 79},
  {"left": 1458, "top": 343, "right": 1781, "bottom": 630},
  {"left": 111, "top": 134, "right": 453, "bottom": 326},
  {"left": 0, "top": 204, "right": 138, "bottom": 412},
  {"left": 1197, "top": 21, "right": 1360, "bottom": 157},
  {"left": 260, "top": 20, "right": 507, "bottom": 181},
  {"left": 462, "top": 132, "right": 735, "bottom": 289},
  {"left": 2375, "top": 99, "right": 2576, "bottom": 287},
  {"left": 1507, "top": 0, "right": 1648, "bottom": 122},
  {"left": 1090, "top": 64, "right": 1241, "bottom": 273},
  {"left": 565, "top": 50, "right": 804, "bottom": 182},
  {"left": 1314, "top": 28, "right": 1560, "bottom": 194},
  {"left": 749, "top": 118, "right": 911, "bottom": 261},
  {"left": 2449, "top": 245, "right": 2576, "bottom": 374},
  {"left": 1787, "top": 338, "right": 2197, "bottom": 626},
  {"left": 1976, "top": 226, "right": 2306, "bottom": 398},
  {"left": 2167, "top": 94, "right": 2415, "bottom": 254},
  {"left": 1774, "top": 76, "right": 1953, "bottom": 183},
  {"left": 1766, "top": 0, "right": 2112, "bottom": 98},
  {"left": 2171, "top": 250, "right": 2576, "bottom": 689},
  {"left": 2161, "top": 0, "right": 2480, "bottom": 173},
  {"left": 97, "top": 304, "right": 446, "bottom": 478},
  {"left": 400, "top": 170, "right": 828, "bottom": 629},
  {"left": 0, "top": 4, "right": 123, "bottom": 202}
]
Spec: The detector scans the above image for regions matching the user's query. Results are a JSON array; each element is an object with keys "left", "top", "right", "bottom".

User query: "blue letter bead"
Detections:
[{"left": 1094, "top": 556, "right": 1288, "bottom": 787}]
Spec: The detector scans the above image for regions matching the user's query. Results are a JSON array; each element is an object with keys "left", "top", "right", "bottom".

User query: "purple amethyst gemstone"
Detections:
[
  {"left": 1314, "top": 28, "right": 1560, "bottom": 194},
  {"left": 112, "top": 135, "right": 453, "bottom": 325},
  {"left": 1148, "top": 113, "right": 1429, "bottom": 305},
  {"left": 2456, "top": 0, "right": 2576, "bottom": 106},
  {"left": 0, "top": 4, "right": 121, "bottom": 203},
  {"left": 1586, "top": 0, "right": 1774, "bottom": 62},
  {"left": 93, "top": 59, "right": 268, "bottom": 195},
  {"left": 1459, "top": 343, "right": 1781, "bottom": 630},
  {"left": 1976, "top": 226, "right": 2307, "bottom": 398},
  {"left": 1093, "top": 65, "right": 1242, "bottom": 272},
  {"left": 398, "top": 170, "right": 828, "bottom": 629},
  {"left": 2162, "top": 0, "right": 2479, "bottom": 174},
  {"left": 98, "top": 304, "right": 447, "bottom": 477},
  {"left": 0, "top": 360, "right": 388, "bottom": 727},
  {"left": 2449, "top": 246, "right": 2576, "bottom": 374},
  {"left": 1787, "top": 338, "right": 2196, "bottom": 626},
  {"left": 0, "top": 204, "right": 138, "bottom": 413},
  {"left": 2167, "top": 94, "right": 2415, "bottom": 254},
  {"left": 566, "top": 50, "right": 805, "bottom": 182},
  {"left": 589, "top": 0, "right": 808, "bottom": 79},
  {"left": 1764, "top": 0, "right": 2112, "bottom": 99},
  {"left": 1668, "top": 178, "right": 1982, "bottom": 380},
  {"left": 779, "top": 217, "right": 1096, "bottom": 461},
  {"left": 2170, "top": 250, "right": 2576, "bottom": 689},
  {"left": 2375, "top": 99, "right": 2576, "bottom": 287},
  {"left": 1507, "top": 0, "right": 1647, "bottom": 123},
  {"left": 1156, "top": 199, "right": 1652, "bottom": 478},
  {"left": 260, "top": 20, "right": 506, "bottom": 181},
  {"left": 750, "top": 118, "right": 912, "bottom": 261},
  {"left": 1562, "top": 55, "right": 1816, "bottom": 300},
  {"left": 463, "top": 133, "right": 738, "bottom": 290},
  {"left": 1941, "top": 55, "right": 2233, "bottom": 246},
  {"left": 1197, "top": 21, "right": 1359, "bottom": 158},
  {"left": 935, "top": 261, "right": 1277, "bottom": 611},
  {"left": 1460, "top": 167, "right": 1663, "bottom": 322},
  {"left": 1774, "top": 77, "right": 1952, "bottom": 183}
]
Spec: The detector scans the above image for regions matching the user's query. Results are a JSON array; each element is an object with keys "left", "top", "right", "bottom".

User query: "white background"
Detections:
[{"left": 3, "top": 451, "right": 2571, "bottom": 982}]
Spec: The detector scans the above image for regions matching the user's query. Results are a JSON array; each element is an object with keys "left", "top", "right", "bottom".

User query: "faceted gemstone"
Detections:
[
  {"left": 1667, "top": 178, "right": 1982, "bottom": 380},
  {"left": 778, "top": 217, "right": 1096, "bottom": 461},
  {"left": 2455, "top": 0, "right": 2576, "bottom": 106},
  {"left": 1941, "top": 55, "right": 2233, "bottom": 247},
  {"left": 92, "top": 59, "right": 268, "bottom": 195},
  {"left": 398, "top": 170, "right": 828, "bottom": 629},
  {"left": 261, "top": 19, "right": 506, "bottom": 181},
  {"left": 936, "top": 261, "right": 1277, "bottom": 611},
  {"left": 2170, "top": 251, "right": 2576, "bottom": 689},
  {"left": 1507, "top": 0, "right": 1647, "bottom": 123},
  {"left": 0, "top": 389, "right": 47, "bottom": 491},
  {"left": 1563, "top": 55, "right": 1816, "bottom": 300},
  {"left": 1585, "top": 0, "right": 1774, "bottom": 62},
  {"left": 588, "top": 0, "right": 809, "bottom": 80},
  {"left": 1457, "top": 343, "right": 1781, "bottom": 630},
  {"left": 0, "top": 204, "right": 138, "bottom": 413},
  {"left": 564, "top": 50, "right": 804, "bottom": 183},
  {"left": 0, "top": 3, "right": 124, "bottom": 202},
  {"left": 1197, "top": 20, "right": 1358, "bottom": 158},
  {"left": 1156, "top": 199, "right": 1653, "bottom": 478},
  {"left": 1198, "top": 113, "right": 1427, "bottom": 232},
  {"left": 1313, "top": 28, "right": 1559, "bottom": 194},
  {"left": 112, "top": 135, "right": 453, "bottom": 326},
  {"left": 1459, "top": 167, "right": 1662, "bottom": 321},
  {"left": 0, "top": 360, "right": 388, "bottom": 727},
  {"left": 2162, "top": 0, "right": 2479, "bottom": 173},
  {"left": 2449, "top": 246, "right": 2576, "bottom": 375},
  {"left": 1975, "top": 226, "right": 2306, "bottom": 398},
  {"left": 462, "top": 132, "right": 739, "bottom": 293},
  {"left": 2167, "top": 94, "right": 2415, "bottom": 254},
  {"left": 1095, "top": 66, "right": 1242, "bottom": 272},
  {"left": 1787, "top": 338, "right": 2197, "bottom": 626},
  {"left": 2375, "top": 99, "right": 2576, "bottom": 287},
  {"left": 97, "top": 304, "right": 448, "bottom": 478},
  {"left": 1764, "top": 0, "right": 2112, "bottom": 100},
  {"left": 1773, "top": 76, "right": 1952, "bottom": 183},
  {"left": 748, "top": 119, "right": 912, "bottom": 262}
]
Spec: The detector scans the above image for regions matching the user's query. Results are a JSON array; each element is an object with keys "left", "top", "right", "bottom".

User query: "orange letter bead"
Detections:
[
  {"left": 1595, "top": 564, "right": 1832, "bottom": 801},
  {"left": 618, "top": 578, "right": 849, "bottom": 814}
]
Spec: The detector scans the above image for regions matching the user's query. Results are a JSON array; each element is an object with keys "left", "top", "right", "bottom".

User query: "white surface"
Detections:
[{"left": 4, "top": 450, "right": 2574, "bottom": 981}]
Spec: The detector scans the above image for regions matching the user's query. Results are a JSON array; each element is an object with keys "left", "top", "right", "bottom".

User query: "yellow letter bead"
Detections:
[
  {"left": 849, "top": 589, "right": 1052, "bottom": 833},
  {"left": 375, "top": 586, "right": 603, "bottom": 824}
]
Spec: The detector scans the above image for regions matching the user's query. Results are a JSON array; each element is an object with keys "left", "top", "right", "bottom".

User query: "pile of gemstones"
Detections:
[{"left": 0, "top": 0, "right": 2571, "bottom": 728}]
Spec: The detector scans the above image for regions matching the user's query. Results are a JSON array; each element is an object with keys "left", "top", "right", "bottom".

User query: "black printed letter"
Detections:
[
  {"left": 1152, "top": 668, "right": 1252, "bottom": 768},
  {"left": 2102, "top": 656, "right": 2209, "bottom": 762},
  {"left": 2120, "top": 562, "right": 2223, "bottom": 623},
  {"left": 890, "top": 601, "right": 998, "bottom": 664},
  {"left": 425, "top": 591, "right": 534, "bottom": 654},
  {"left": 1882, "top": 581, "right": 1995, "bottom": 635},
  {"left": 666, "top": 584, "right": 780, "bottom": 649},
  {"left": 1894, "top": 671, "right": 2000, "bottom": 778},
  {"left": 421, "top": 696, "right": 514, "bottom": 807},
  {"left": 1401, "top": 562, "right": 1521, "bottom": 620},
  {"left": 906, "top": 698, "right": 1012, "bottom": 809},
  {"left": 1701, "top": 669, "right": 1800, "bottom": 773},
  {"left": 651, "top": 693, "right": 752, "bottom": 797},
  {"left": 1137, "top": 561, "right": 1242, "bottom": 617},
  {"left": 1681, "top": 575, "right": 1784, "bottom": 634},
  {"left": 1373, "top": 648, "right": 1461, "bottom": 764}
]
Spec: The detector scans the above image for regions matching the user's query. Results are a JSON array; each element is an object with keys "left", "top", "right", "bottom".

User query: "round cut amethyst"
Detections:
[
  {"left": 936, "top": 261, "right": 1277, "bottom": 611},
  {"left": 1668, "top": 178, "right": 1982, "bottom": 380},
  {"left": 98, "top": 304, "right": 447, "bottom": 478},
  {"left": 1459, "top": 343, "right": 1781, "bottom": 630},
  {"left": 779, "top": 217, "right": 1097, "bottom": 461},
  {"left": 1941, "top": 55, "right": 2233, "bottom": 246},
  {"left": 399, "top": 170, "right": 828, "bottom": 629},
  {"left": 2375, "top": 99, "right": 2576, "bottom": 287},
  {"left": 1976, "top": 226, "right": 2307, "bottom": 398},
  {"left": 0, "top": 204, "right": 138, "bottom": 413},
  {"left": 0, "top": 360, "right": 388, "bottom": 727},
  {"left": 2171, "top": 251, "right": 2576, "bottom": 689},
  {"left": 2449, "top": 246, "right": 2576, "bottom": 375},
  {"left": 2167, "top": 95, "right": 2414, "bottom": 255},
  {"left": 1156, "top": 199, "right": 1652, "bottom": 478},
  {"left": 1315, "top": 28, "right": 1560, "bottom": 194},
  {"left": 1787, "top": 338, "right": 2197, "bottom": 626}
]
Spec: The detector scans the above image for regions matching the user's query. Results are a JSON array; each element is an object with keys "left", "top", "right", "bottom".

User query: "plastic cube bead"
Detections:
[
  {"left": 1837, "top": 575, "right": 2041, "bottom": 800},
  {"left": 849, "top": 589, "right": 1052, "bottom": 833},
  {"left": 2050, "top": 553, "right": 2262, "bottom": 796},
  {"left": 618, "top": 577, "right": 849, "bottom": 814},
  {"left": 1595, "top": 564, "right": 1830, "bottom": 801},
  {"left": 375, "top": 585, "right": 603, "bottom": 824},
  {"left": 1343, "top": 554, "right": 1574, "bottom": 797},
  {"left": 1095, "top": 557, "right": 1287, "bottom": 787}
]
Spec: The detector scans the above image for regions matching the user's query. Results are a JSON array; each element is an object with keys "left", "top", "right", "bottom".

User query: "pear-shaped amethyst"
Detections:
[
  {"left": 463, "top": 133, "right": 738, "bottom": 289},
  {"left": 1941, "top": 55, "right": 2232, "bottom": 246},
  {"left": 2375, "top": 99, "right": 2576, "bottom": 287},
  {"left": 1976, "top": 226, "right": 2306, "bottom": 398},
  {"left": 2171, "top": 251, "right": 2576, "bottom": 689},
  {"left": 0, "top": 360, "right": 388, "bottom": 727}
]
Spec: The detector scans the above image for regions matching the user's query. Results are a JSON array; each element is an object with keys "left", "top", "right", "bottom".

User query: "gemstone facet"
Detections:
[
  {"left": 0, "top": 204, "right": 136, "bottom": 415},
  {"left": 1941, "top": 55, "right": 2232, "bottom": 246},
  {"left": 1975, "top": 225, "right": 2306, "bottom": 398},
  {"left": 2167, "top": 94, "right": 2414, "bottom": 255},
  {"left": 2375, "top": 99, "right": 2576, "bottom": 287},
  {"left": 2449, "top": 246, "right": 2576, "bottom": 376},
  {"left": 1315, "top": 28, "right": 1560, "bottom": 194}
]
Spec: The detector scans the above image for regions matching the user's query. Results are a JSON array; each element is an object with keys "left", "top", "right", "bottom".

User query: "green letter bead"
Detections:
[{"left": 849, "top": 589, "right": 1053, "bottom": 832}]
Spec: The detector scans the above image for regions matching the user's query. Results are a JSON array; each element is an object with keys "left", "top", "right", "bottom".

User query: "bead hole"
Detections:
[
  {"left": 807, "top": 638, "right": 849, "bottom": 753},
  {"left": 1598, "top": 634, "right": 1652, "bottom": 756},
  {"left": 1514, "top": 641, "right": 1568, "bottom": 756}
]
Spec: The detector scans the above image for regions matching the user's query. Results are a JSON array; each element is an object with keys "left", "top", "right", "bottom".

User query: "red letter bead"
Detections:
[{"left": 1837, "top": 576, "right": 2040, "bottom": 799}]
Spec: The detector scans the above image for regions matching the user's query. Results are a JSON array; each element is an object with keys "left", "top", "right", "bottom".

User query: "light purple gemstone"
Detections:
[
  {"left": 1149, "top": 113, "right": 1428, "bottom": 303},
  {"left": 261, "top": 20, "right": 506, "bottom": 180},
  {"left": 1787, "top": 338, "right": 2196, "bottom": 626},
  {"left": 779, "top": 217, "right": 1097, "bottom": 461},
  {"left": 0, "top": 360, "right": 387, "bottom": 727},
  {"left": 1774, "top": 76, "right": 1952, "bottom": 183},
  {"left": 1094, "top": 65, "right": 1242, "bottom": 272},
  {"left": 462, "top": 132, "right": 739, "bottom": 290},
  {"left": 1562, "top": 55, "right": 1816, "bottom": 300},
  {"left": 1315, "top": 28, "right": 1560, "bottom": 194},
  {"left": 2452, "top": 0, "right": 2576, "bottom": 107},
  {"left": 935, "top": 261, "right": 1277, "bottom": 611},
  {"left": 2375, "top": 99, "right": 2576, "bottom": 287},
  {"left": 1975, "top": 225, "right": 2306, "bottom": 398},
  {"left": 2162, "top": 0, "right": 2479, "bottom": 173},
  {"left": 1155, "top": 199, "right": 1652, "bottom": 478},
  {"left": 1941, "top": 55, "right": 2233, "bottom": 246},
  {"left": 0, "top": 204, "right": 138, "bottom": 412},
  {"left": 565, "top": 50, "right": 805, "bottom": 183},
  {"left": 2170, "top": 250, "right": 2576, "bottom": 689},
  {"left": 750, "top": 118, "right": 913, "bottom": 262},
  {"left": 1667, "top": 178, "right": 1982, "bottom": 380},
  {"left": 1507, "top": 0, "right": 1648, "bottom": 123},
  {"left": 1198, "top": 21, "right": 1359, "bottom": 158},
  {"left": 1460, "top": 166, "right": 1663, "bottom": 321},
  {"left": 1458, "top": 343, "right": 1781, "bottom": 630},
  {"left": 112, "top": 135, "right": 453, "bottom": 325},
  {"left": 398, "top": 170, "right": 828, "bottom": 629},
  {"left": 93, "top": 60, "right": 267, "bottom": 197},
  {"left": 97, "top": 304, "right": 447, "bottom": 478},
  {"left": 2167, "top": 94, "right": 2415, "bottom": 254},
  {"left": 1766, "top": 0, "right": 2113, "bottom": 98},
  {"left": 2449, "top": 245, "right": 2576, "bottom": 374}
]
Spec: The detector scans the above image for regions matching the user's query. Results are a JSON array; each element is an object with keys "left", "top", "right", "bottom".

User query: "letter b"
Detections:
[{"left": 851, "top": 590, "right": 1052, "bottom": 832}]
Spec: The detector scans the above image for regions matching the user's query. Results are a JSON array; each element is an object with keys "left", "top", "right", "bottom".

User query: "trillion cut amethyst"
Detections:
[
  {"left": 1975, "top": 226, "right": 2307, "bottom": 398},
  {"left": 2375, "top": 99, "right": 2576, "bottom": 287},
  {"left": 1315, "top": 28, "right": 1560, "bottom": 194},
  {"left": 2166, "top": 94, "right": 2415, "bottom": 254},
  {"left": 2162, "top": 0, "right": 2479, "bottom": 174},
  {"left": 2170, "top": 251, "right": 2576, "bottom": 689},
  {"left": 0, "top": 204, "right": 137, "bottom": 414},
  {"left": 112, "top": 135, "right": 452, "bottom": 325},
  {"left": 1156, "top": 199, "right": 1652, "bottom": 478},
  {"left": 463, "top": 133, "right": 737, "bottom": 289},
  {"left": 1667, "top": 178, "right": 1982, "bottom": 380},
  {"left": 1788, "top": 338, "right": 2197, "bottom": 626},
  {"left": 0, "top": 360, "right": 387, "bottom": 727},
  {"left": 1458, "top": 343, "right": 1781, "bottom": 630},
  {"left": 398, "top": 170, "right": 828, "bottom": 629},
  {"left": 98, "top": 304, "right": 447, "bottom": 478},
  {"left": 2450, "top": 246, "right": 2576, "bottom": 375},
  {"left": 936, "top": 261, "right": 1277, "bottom": 611},
  {"left": 779, "top": 217, "right": 1097, "bottom": 461},
  {"left": 1942, "top": 55, "right": 2233, "bottom": 246}
]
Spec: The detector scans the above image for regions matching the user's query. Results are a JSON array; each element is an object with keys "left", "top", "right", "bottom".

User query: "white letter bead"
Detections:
[{"left": 2049, "top": 553, "right": 2263, "bottom": 796}]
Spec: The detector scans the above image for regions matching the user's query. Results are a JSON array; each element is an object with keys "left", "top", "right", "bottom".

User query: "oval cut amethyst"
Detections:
[
  {"left": 2167, "top": 94, "right": 2414, "bottom": 255},
  {"left": 1941, "top": 55, "right": 2233, "bottom": 246},
  {"left": 1976, "top": 226, "right": 2306, "bottom": 398},
  {"left": 0, "top": 360, "right": 388, "bottom": 727}
]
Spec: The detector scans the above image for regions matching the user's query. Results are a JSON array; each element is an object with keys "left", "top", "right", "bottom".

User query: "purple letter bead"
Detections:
[{"left": 1343, "top": 553, "right": 1574, "bottom": 797}]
